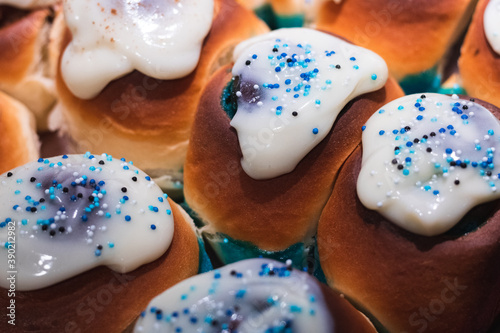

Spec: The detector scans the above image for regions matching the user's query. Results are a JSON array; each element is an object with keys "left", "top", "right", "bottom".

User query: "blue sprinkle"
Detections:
[
  {"left": 312, "top": 128, "right": 319, "bottom": 135},
  {"left": 445, "top": 148, "right": 452, "bottom": 154},
  {"left": 125, "top": 215, "right": 131, "bottom": 222},
  {"left": 151, "top": 224, "right": 157, "bottom": 230},
  {"left": 275, "top": 67, "right": 281, "bottom": 72},
  {"left": 95, "top": 250, "right": 101, "bottom": 256},
  {"left": 371, "top": 74, "right": 377, "bottom": 80},
  {"left": 379, "top": 130, "right": 385, "bottom": 135}
]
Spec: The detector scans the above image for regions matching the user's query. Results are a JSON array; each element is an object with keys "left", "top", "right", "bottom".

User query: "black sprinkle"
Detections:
[
  {"left": 88, "top": 196, "right": 94, "bottom": 202},
  {"left": 97, "top": 244, "right": 103, "bottom": 250},
  {"left": 461, "top": 164, "right": 467, "bottom": 169},
  {"left": 335, "top": 64, "right": 341, "bottom": 69},
  {"left": 391, "top": 159, "right": 398, "bottom": 164},
  {"left": 470, "top": 98, "right": 475, "bottom": 102},
  {"left": 269, "top": 270, "right": 275, "bottom": 276},
  {"left": 404, "top": 126, "right": 411, "bottom": 131},
  {"left": 30, "top": 177, "right": 36, "bottom": 182},
  {"left": 99, "top": 160, "right": 105, "bottom": 165},
  {"left": 292, "top": 111, "right": 298, "bottom": 117},
  {"left": 426, "top": 147, "right": 432, "bottom": 153},
  {"left": 487, "top": 171, "right": 492, "bottom": 176},
  {"left": 272, "top": 47, "right": 278, "bottom": 52},
  {"left": 6, "top": 172, "right": 12, "bottom": 177},
  {"left": 245, "top": 60, "right": 251, "bottom": 66},
  {"left": 121, "top": 187, "right": 127, "bottom": 193},
  {"left": 77, "top": 193, "right": 83, "bottom": 198},
  {"left": 30, "top": 207, "right": 37, "bottom": 213},
  {"left": 394, "top": 147, "right": 400, "bottom": 151},
  {"left": 413, "top": 138, "right": 419, "bottom": 144},
  {"left": 63, "top": 187, "right": 69, "bottom": 193},
  {"left": 397, "top": 165, "right": 404, "bottom": 170},
  {"left": 423, "top": 135, "right": 428, "bottom": 139},
  {"left": 430, "top": 132, "right": 436, "bottom": 137},
  {"left": 132, "top": 177, "right": 137, "bottom": 182},
  {"left": 463, "top": 105, "right": 468, "bottom": 110},
  {"left": 421, "top": 94, "right": 426, "bottom": 99},
  {"left": 286, "top": 58, "right": 293, "bottom": 63},
  {"left": 49, "top": 230, "right": 56, "bottom": 236},
  {"left": 59, "top": 227, "right": 65, "bottom": 233},
  {"left": 212, "top": 320, "right": 219, "bottom": 326},
  {"left": 39, "top": 198, "right": 45, "bottom": 203},
  {"left": 41, "top": 225, "right": 48, "bottom": 231},
  {"left": 454, "top": 180, "right": 460, "bottom": 185},
  {"left": 450, "top": 161, "right": 456, "bottom": 166},
  {"left": 230, "top": 270, "right": 237, "bottom": 276}
]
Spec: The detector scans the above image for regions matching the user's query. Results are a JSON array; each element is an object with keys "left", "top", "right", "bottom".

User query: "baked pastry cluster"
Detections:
[{"left": 1, "top": 1, "right": 500, "bottom": 332}]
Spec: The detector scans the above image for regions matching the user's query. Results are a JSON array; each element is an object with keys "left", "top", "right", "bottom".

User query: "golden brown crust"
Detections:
[
  {"left": 318, "top": 98, "right": 500, "bottom": 333},
  {"left": 0, "top": 91, "right": 38, "bottom": 175},
  {"left": 459, "top": 0, "right": 500, "bottom": 108},
  {"left": 184, "top": 65, "right": 404, "bottom": 251},
  {"left": 316, "top": 0, "right": 476, "bottom": 80},
  {"left": 319, "top": 283, "right": 377, "bottom": 332},
  {"left": 0, "top": 6, "right": 48, "bottom": 84},
  {"left": 54, "top": 0, "right": 269, "bottom": 172},
  {"left": 0, "top": 199, "right": 199, "bottom": 332}
]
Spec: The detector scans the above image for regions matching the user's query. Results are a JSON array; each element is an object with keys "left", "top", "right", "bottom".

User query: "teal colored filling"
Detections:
[
  {"left": 274, "top": 14, "right": 304, "bottom": 28},
  {"left": 254, "top": 4, "right": 277, "bottom": 29},
  {"left": 399, "top": 66, "right": 441, "bottom": 94},
  {"left": 221, "top": 78, "right": 238, "bottom": 120},
  {"left": 197, "top": 236, "right": 213, "bottom": 273},
  {"left": 254, "top": 4, "right": 304, "bottom": 29},
  {"left": 438, "top": 84, "right": 467, "bottom": 96},
  {"left": 203, "top": 231, "right": 315, "bottom": 272}
]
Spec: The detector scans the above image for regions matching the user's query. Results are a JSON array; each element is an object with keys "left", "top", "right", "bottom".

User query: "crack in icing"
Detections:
[
  {"left": 230, "top": 28, "right": 388, "bottom": 179},
  {"left": 133, "top": 258, "right": 333, "bottom": 333},
  {"left": 61, "top": 0, "right": 214, "bottom": 99},
  {"left": 0, "top": 153, "right": 174, "bottom": 291},
  {"left": 485, "top": 0, "right": 500, "bottom": 55},
  {"left": 357, "top": 93, "right": 500, "bottom": 236}
]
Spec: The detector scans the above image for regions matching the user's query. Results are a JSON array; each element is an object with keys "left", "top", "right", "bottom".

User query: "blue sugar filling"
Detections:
[
  {"left": 203, "top": 231, "right": 320, "bottom": 274},
  {"left": 274, "top": 14, "right": 305, "bottom": 29},
  {"left": 197, "top": 236, "right": 213, "bottom": 273},
  {"left": 399, "top": 66, "right": 441, "bottom": 94}
]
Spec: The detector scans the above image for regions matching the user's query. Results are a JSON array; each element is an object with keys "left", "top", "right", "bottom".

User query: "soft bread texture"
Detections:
[
  {"left": 0, "top": 90, "right": 39, "bottom": 174},
  {"left": 51, "top": 0, "right": 269, "bottom": 177},
  {"left": 184, "top": 65, "right": 404, "bottom": 252},
  {"left": 315, "top": 0, "right": 477, "bottom": 81},
  {"left": 318, "top": 98, "right": 500, "bottom": 333},
  {"left": 0, "top": 5, "right": 59, "bottom": 130},
  {"left": 459, "top": 0, "right": 500, "bottom": 108},
  {"left": 0, "top": 199, "right": 199, "bottom": 333}
]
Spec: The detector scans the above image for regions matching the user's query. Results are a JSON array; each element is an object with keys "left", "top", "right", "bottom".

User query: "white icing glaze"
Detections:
[
  {"left": 484, "top": 0, "right": 500, "bottom": 55},
  {"left": 133, "top": 258, "right": 333, "bottom": 333},
  {"left": 357, "top": 93, "right": 500, "bottom": 236},
  {"left": 0, "top": 0, "right": 58, "bottom": 8},
  {"left": 0, "top": 153, "right": 174, "bottom": 291},
  {"left": 230, "top": 28, "right": 388, "bottom": 179},
  {"left": 61, "top": 0, "right": 214, "bottom": 99}
]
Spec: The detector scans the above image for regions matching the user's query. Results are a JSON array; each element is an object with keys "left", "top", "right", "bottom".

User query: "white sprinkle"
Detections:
[
  {"left": 253, "top": 84, "right": 259, "bottom": 90},
  {"left": 377, "top": 201, "right": 383, "bottom": 208},
  {"left": 235, "top": 91, "right": 242, "bottom": 97}
]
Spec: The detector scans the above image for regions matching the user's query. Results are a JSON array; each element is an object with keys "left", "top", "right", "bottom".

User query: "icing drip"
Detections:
[
  {"left": 0, "top": 0, "right": 58, "bottom": 8},
  {"left": 357, "top": 94, "right": 500, "bottom": 236},
  {"left": 0, "top": 153, "right": 174, "bottom": 291},
  {"left": 484, "top": 0, "right": 500, "bottom": 55},
  {"left": 133, "top": 258, "right": 333, "bottom": 333},
  {"left": 230, "top": 28, "right": 388, "bottom": 179},
  {"left": 61, "top": 0, "right": 214, "bottom": 99}
]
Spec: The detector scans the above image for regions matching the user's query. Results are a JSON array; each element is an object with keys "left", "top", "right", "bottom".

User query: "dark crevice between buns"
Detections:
[{"left": 0, "top": 6, "right": 30, "bottom": 29}]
